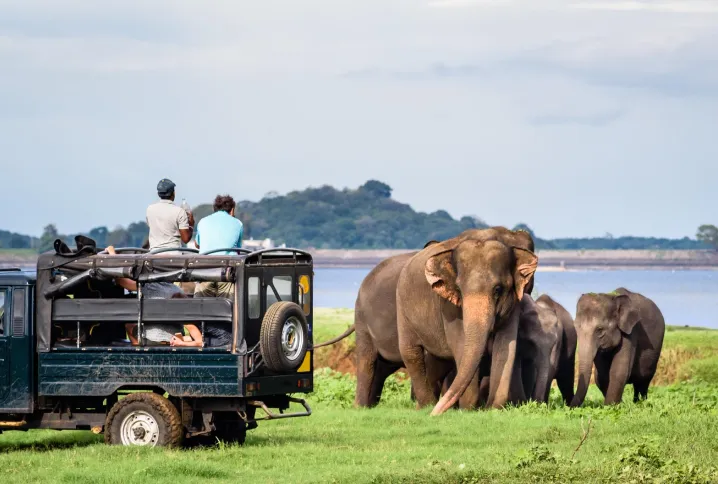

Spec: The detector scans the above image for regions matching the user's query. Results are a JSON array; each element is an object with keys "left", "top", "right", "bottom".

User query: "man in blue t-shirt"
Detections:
[{"left": 194, "top": 194, "right": 244, "bottom": 298}]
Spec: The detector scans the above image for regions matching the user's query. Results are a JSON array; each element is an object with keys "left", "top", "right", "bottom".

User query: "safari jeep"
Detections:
[{"left": 0, "top": 242, "right": 314, "bottom": 447}]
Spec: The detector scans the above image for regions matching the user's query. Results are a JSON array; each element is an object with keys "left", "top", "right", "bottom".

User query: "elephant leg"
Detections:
[
  {"left": 487, "top": 308, "right": 520, "bottom": 408},
  {"left": 458, "top": 372, "right": 481, "bottom": 410},
  {"left": 477, "top": 376, "right": 490, "bottom": 406},
  {"left": 441, "top": 368, "right": 456, "bottom": 397},
  {"left": 400, "top": 341, "right": 436, "bottom": 408},
  {"left": 632, "top": 380, "right": 649, "bottom": 403},
  {"left": 368, "top": 358, "right": 401, "bottom": 405},
  {"left": 476, "top": 353, "right": 491, "bottom": 407},
  {"left": 604, "top": 335, "right": 635, "bottom": 405},
  {"left": 593, "top": 354, "right": 611, "bottom": 399},
  {"left": 425, "top": 354, "right": 454, "bottom": 401},
  {"left": 555, "top": 360, "right": 575, "bottom": 405},
  {"left": 354, "top": 330, "right": 379, "bottom": 407}
]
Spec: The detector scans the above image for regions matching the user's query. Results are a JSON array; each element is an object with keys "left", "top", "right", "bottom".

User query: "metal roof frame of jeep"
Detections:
[{"left": 34, "top": 247, "right": 312, "bottom": 353}]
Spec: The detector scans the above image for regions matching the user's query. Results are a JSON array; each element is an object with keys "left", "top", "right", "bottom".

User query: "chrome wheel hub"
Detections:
[
  {"left": 120, "top": 410, "right": 160, "bottom": 446},
  {"left": 281, "top": 317, "right": 304, "bottom": 362}
]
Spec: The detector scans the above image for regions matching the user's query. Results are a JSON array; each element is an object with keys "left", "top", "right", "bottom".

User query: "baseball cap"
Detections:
[{"left": 157, "top": 178, "right": 176, "bottom": 196}]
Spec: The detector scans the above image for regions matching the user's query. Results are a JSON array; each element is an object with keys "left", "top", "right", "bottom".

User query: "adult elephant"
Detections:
[
  {"left": 396, "top": 233, "right": 539, "bottom": 415},
  {"left": 536, "top": 294, "right": 577, "bottom": 404},
  {"left": 570, "top": 288, "right": 665, "bottom": 407},
  {"left": 314, "top": 227, "right": 536, "bottom": 409}
]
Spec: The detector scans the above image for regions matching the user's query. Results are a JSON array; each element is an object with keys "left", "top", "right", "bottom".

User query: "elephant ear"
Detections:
[
  {"left": 512, "top": 247, "right": 538, "bottom": 301},
  {"left": 425, "top": 250, "right": 461, "bottom": 307},
  {"left": 615, "top": 294, "right": 640, "bottom": 334}
]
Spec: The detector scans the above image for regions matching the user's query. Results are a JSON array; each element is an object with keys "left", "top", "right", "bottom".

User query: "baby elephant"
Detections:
[
  {"left": 516, "top": 295, "right": 563, "bottom": 403},
  {"left": 571, "top": 288, "right": 665, "bottom": 407},
  {"left": 536, "top": 294, "right": 577, "bottom": 405}
]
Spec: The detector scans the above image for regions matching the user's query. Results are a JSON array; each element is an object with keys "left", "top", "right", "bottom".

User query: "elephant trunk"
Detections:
[
  {"left": 570, "top": 337, "right": 597, "bottom": 407},
  {"left": 533, "top": 355, "right": 552, "bottom": 403},
  {"left": 430, "top": 295, "right": 492, "bottom": 416}
]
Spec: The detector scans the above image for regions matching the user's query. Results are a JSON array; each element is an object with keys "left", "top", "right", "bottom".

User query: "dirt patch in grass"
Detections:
[{"left": 315, "top": 340, "right": 357, "bottom": 375}]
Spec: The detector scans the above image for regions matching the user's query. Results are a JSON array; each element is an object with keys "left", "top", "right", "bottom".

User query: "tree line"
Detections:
[{"left": 1, "top": 180, "right": 715, "bottom": 252}]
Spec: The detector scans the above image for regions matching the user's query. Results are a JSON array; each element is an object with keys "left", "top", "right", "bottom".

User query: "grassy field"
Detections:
[{"left": 2, "top": 309, "right": 718, "bottom": 483}]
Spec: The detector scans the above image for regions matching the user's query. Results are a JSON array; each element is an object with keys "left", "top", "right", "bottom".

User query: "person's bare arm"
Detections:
[
  {"left": 106, "top": 246, "right": 138, "bottom": 291},
  {"left": 180, "top": 228, "right": 193, "bottom": 244},
  {"left": 178, "top": 209, "right": 194, "bottom": 244},
  {"left": 171, "top": 324, "right": 203, "bottom": 347}
]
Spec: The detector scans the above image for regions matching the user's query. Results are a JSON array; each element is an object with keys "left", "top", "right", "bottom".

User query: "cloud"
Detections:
[
  {"left": 0, "top": 0, "right": 717, "bottom": 240},
  {"left": 572, "top": 1, "right": 718, "bottom": 13},
  {"left": 427, "top": 0, "right": 512, "bottom": 8},
  {"left": 528, "top": 109, "right": 626, "bottom": 127}
]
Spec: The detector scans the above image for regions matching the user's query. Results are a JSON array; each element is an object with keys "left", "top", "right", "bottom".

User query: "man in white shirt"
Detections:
[{"left": 146, "top": 178, "right": 194, "bottom": 251}]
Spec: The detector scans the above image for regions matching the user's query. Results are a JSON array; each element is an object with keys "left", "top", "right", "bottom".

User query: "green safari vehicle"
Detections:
[{"left": 0, "top": 240, "right": 314, "bottom": 447}]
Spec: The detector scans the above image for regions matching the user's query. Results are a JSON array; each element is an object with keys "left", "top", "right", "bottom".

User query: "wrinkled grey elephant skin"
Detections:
[
  {"left": 319, "top": 227, "right": 536, "bottom": 409},
  {"left": 536, "top": 294, "right": 577, "bottom": 404},
  {"left": 397, "top": 231, "right": 539, "bottom": 416},
  {"left": 571, "top": 288, "right": 665, "bottom": 407}
]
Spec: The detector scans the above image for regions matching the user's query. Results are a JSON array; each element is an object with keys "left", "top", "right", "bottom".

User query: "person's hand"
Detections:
[
  {"left": 106, "top": 246, "right": 117, "bottom": 255},
  {"left": 170, "top": 335, "right": 184, "bottom": 347}
]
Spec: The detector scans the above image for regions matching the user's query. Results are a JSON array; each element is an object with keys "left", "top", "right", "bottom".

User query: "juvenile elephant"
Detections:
[
  {"left": 397, "top": 235, "right": 539, "bottom": 415},
  {"left": 516, "top": 295, "right": 562, "bottom": 403},
  {"left": 536, "top": 294, "right": 577, "bottom": 404},
  {"left": 570, "top": 288, "right": 665, "bottom": 407}
]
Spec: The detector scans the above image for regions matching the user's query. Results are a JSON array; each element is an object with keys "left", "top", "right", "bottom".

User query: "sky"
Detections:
[{"left": 1, "top": 0, "right": 717, "bottom": 239}]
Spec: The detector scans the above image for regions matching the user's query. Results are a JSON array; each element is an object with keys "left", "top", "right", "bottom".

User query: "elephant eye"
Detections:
[{"left": 493, "top": 285, "right": 503, "bottom": 298}]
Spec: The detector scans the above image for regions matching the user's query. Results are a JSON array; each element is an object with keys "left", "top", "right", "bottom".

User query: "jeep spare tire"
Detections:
[{"left": 260, "top": 301, "right": 309, "bottom": 372}]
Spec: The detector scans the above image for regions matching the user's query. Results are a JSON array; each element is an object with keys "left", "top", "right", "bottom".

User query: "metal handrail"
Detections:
[
  {"left": 245, "top": 248, "right": 312, "bottom": 258},
  {"left": 104, "top": 247, "right": 149, "bottom": 254},
  {"left": 203, "top": 248, "right": 252, "bottom": 255},
  {"left": 149, "top": 247, "right": 199, "bottom": 254}
]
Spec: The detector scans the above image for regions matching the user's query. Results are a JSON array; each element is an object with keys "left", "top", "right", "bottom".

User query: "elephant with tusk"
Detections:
[{"left": 396, "top": 233, "right": 539, "bottom": 416}]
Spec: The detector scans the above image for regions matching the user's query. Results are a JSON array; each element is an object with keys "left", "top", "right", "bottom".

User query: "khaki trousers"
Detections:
[{"left": 194, "top": 281, "right": 235, "bottom": 299}]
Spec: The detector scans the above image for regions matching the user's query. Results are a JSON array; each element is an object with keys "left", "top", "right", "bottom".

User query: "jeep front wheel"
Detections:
[{"left": 105, "top": 392, "right": 183, "bottom": 448}]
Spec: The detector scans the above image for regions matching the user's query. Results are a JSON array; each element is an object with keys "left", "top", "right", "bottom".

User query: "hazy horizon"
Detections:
[{"left": 2, "top": 1, "right": 716, "bottom": 239}]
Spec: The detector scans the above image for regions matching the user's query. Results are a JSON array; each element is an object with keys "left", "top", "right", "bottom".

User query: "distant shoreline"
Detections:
[
  {"left": 3, "top": 248, "right": 718, "bottom": 270},
  {"left": 310, "top": 249, "right": 718, "bottom": 269}
]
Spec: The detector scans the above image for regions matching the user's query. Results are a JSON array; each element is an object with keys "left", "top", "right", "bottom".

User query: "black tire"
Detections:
[
  {"left": 104, "top": 392, "right": 183, "bottom": 448},
  {"left": 213, "top": 412, "right": 247, "bottom": 445},
  {"left": 260, "top": 301, "right": 309, "bottom": 372}
]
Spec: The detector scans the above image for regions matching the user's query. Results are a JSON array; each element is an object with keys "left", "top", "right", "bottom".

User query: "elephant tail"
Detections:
[{"left": 312, "top": 324, "right": 356, "bottom": 348}]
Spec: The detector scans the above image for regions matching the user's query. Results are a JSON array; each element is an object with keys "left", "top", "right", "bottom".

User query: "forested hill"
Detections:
[
  {"left": 191, "top": 180, "right": 487, "bottom": 249},
  {"left": 0, "top": 180, "right": 713, "bottom": 251}
]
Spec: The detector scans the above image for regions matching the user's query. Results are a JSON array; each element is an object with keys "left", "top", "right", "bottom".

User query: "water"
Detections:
[{"left": 313, "top": 268, "right": 718, "bottom": 329}]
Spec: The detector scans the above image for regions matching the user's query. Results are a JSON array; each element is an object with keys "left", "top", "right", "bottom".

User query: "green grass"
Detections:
[
  {"left": 2, "top": 381, "right": 718, "bottom": 483},
  {"left": 2, "top": 311, "right": 718, "bottom": 483},
  {"left": 313, "top": 307, "right": 354, "bottom": 344}
]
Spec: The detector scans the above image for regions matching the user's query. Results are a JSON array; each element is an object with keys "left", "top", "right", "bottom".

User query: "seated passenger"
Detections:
[
  {"left": 104, "top": 246, "right": 186, "bottom": 344},
  {"left": 170, "top": 322, "right": 232, "bottom": 348},
  {"left": 126, "top": 292, "right": 186, "bottom": 346},
  {"left": 105, "top": 245, "right": 185, "bottom": 299}
]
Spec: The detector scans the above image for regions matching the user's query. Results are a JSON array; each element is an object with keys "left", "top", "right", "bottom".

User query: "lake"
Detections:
[{"left": 313, "top": 268, "right": 718, "bottom": 329}]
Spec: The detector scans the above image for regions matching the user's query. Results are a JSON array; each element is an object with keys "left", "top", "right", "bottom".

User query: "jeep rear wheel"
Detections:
[
  {"left": 260, "top": 302, "right": 309, "bottom": 372},
  {"left": 105, "top": 392, "right": 183, "bottom": 448}
]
